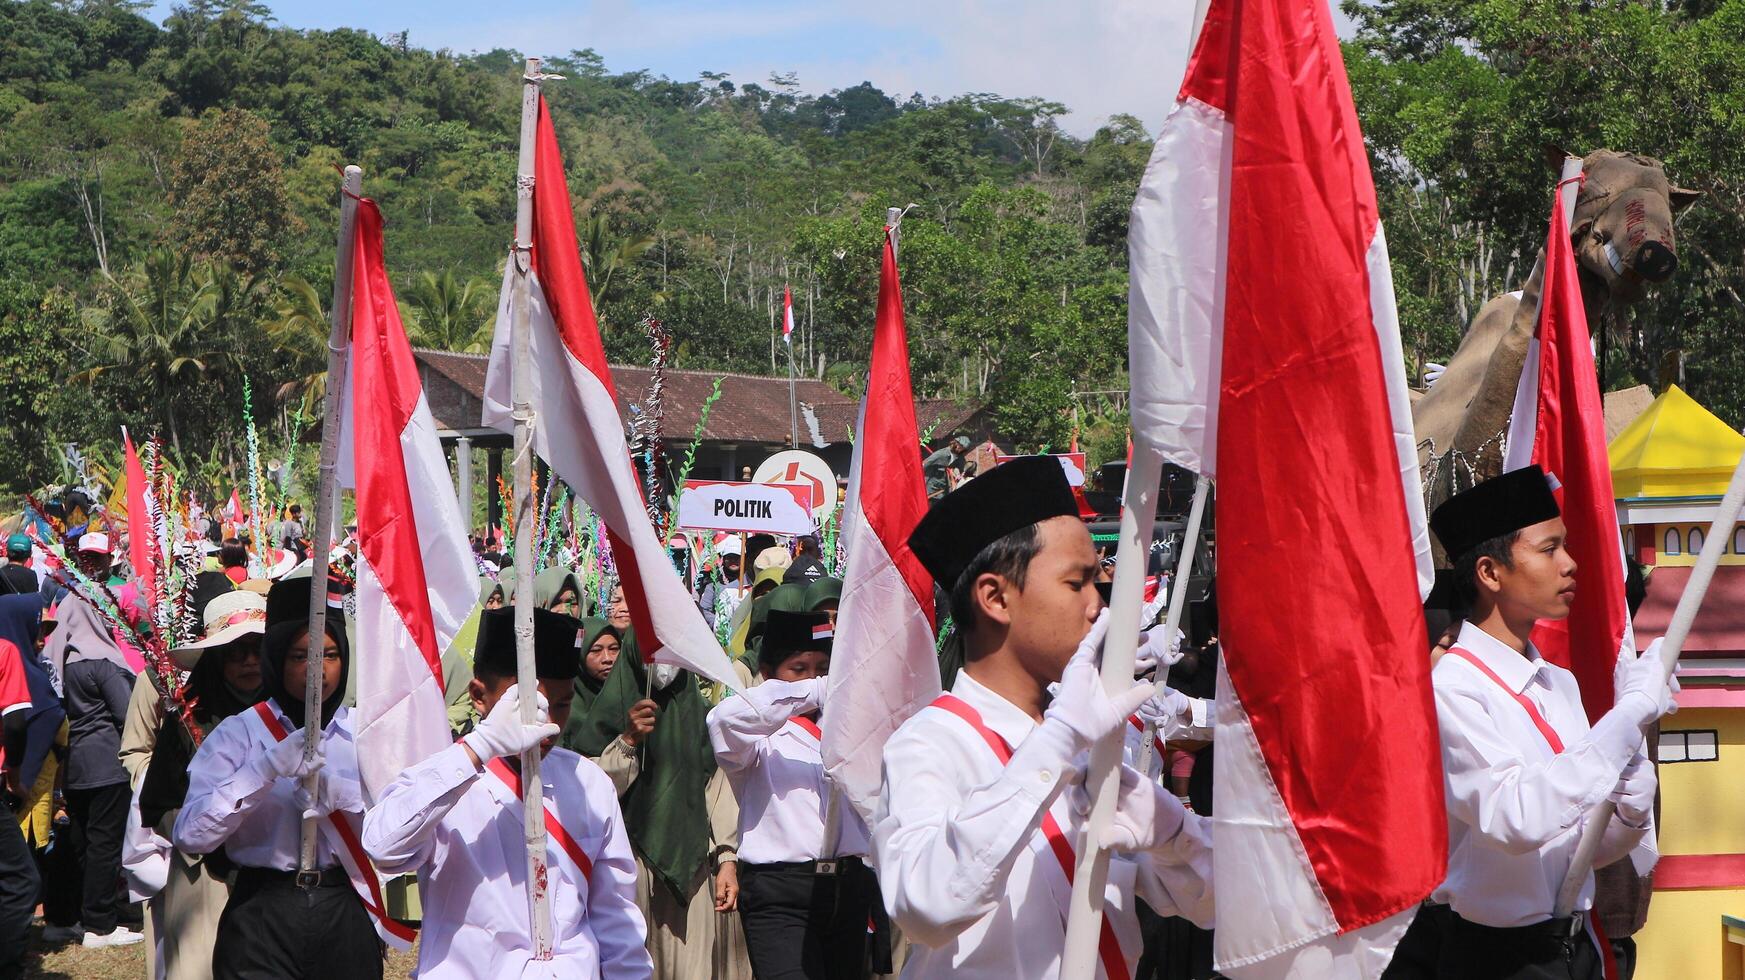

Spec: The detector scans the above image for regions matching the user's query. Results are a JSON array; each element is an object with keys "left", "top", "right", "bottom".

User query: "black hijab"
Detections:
[
  {"left": 138, "top": 638, "right": 265, "bottom": 830},
  {"left": 260, "top": 619, "right": 350, "bottom": 731}
]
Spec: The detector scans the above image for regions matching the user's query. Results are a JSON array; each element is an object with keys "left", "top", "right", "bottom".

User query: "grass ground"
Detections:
[{"left": 21, "top": 921, "right": 421, "bottom": 979}]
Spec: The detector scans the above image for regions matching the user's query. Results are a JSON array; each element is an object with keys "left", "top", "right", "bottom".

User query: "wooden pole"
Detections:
[
  {"left": 1555, "top": 445, "right": 1745, "bottom": 915},
  {"left": 299, "top": 164, "right": 362, "bottom": 877},
  {"left": 510, "top": 56, "right": 555, "bottom": 958}
]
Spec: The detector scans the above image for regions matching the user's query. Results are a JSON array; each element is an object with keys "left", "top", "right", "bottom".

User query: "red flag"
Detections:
[
  {"left": 1515, "top": 187, "right": 1629, "bottom": 722},
  {"left": 122, "top": 429, "right": 154, "bottom": 600},
  {"left": 820, "top": 228, "right": 938, "bottom": 825},
  {"left": 1128, "top": 0, "right": 1441, "bottom": 971},
  {"left": 482, "top": 96, "right": 736, "bottom": 688},
  {"left": 342, "top": 198, "right": 479, "bottom": 805}
]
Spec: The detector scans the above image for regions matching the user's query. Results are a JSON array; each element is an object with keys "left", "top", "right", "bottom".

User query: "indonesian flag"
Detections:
[
  {"left": 226, "top": 488, "right": 246, "bottom": 527},
  {"left": 1503, "top": 182, "right": 1631, "bottom": 722},
  {"left": 820, "top": 227, "right": 938, "bottom": 826},
  {"left": 1128, "top": 0, "right": 1442, "bottom": 974},
  {"left": 482, "top": 96, "right": 736, "bottom": 689},
  {"left": 339, "top": 197, "right": 478, "bottom": 801},
  {"left": 121, "top": 428, "right": 154, "bottom": 600},
  {"left": 783, "top": 284, "right": 796, "bottom": 345}
]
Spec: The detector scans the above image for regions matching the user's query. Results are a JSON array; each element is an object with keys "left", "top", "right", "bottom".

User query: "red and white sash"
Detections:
[
  {"left": 1126, "top": 715, "right": 1167, "bottom": 766},
  {"left": 1445, "top": 649, "right": 1619, "bottom": 980},
  {"left": 788, "top": 715, "right": 822, "bottom": 743},
  {"left": 932, "top": 693, "right": 1130, "bottom": 980},
  {"left": 248, "top": 702, "right": 417, "bottom": 949},
  {"left": 483, "top": 756, "right": 595, "bottom": 884}
]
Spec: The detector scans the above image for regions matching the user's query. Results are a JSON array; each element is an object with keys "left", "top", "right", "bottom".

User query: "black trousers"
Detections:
[
  {"left": 211, "top": 867, "right": 382, "bottom": 980},
  {"left": 1438, "top": 912, "right": 1603, "bottom": 980},
  {"left": 63, "top": 781, "right": 130, "bottom": 934},
  {"left": 34, "top": 806, "right": 82, "bottom": 928},
  {"left": 0, "top": 797, "right": 39, "bottom": 980},
  {"left": 740, "top": 859, "right": 877, "bottom": 980},
  {"left": 1382, "top": 902, "right": 1452, "bottom": 979}
]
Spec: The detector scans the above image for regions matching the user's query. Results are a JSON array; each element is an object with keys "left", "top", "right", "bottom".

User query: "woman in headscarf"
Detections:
[
  {"left": 725, "top": 567, "right": 789, "bottom": 661},
  {"left": 562, "top": 618, "right": 653, "bottom": 795},
  {"left": 802, "top": 576, "right": 842, "bottom": 625},
  {"left": 42, "top": 597, "right": 142, "bottom": 947},
  {"left": 563, "top": 629, "right": 749, "bottom": 980},
  {"left": 604, "top": 580, "right": 632, "bottom": 632},
  {"left": 137, "top": 591, "right": 267, "bottom": 980},
  {"left": 534, "top": 568, "right": 586, "bottom": 618},
  {"left": 0, "top": 593, "right": 70, "bottom": 945},
  {"left": 479, "top": 577, "right": 505, "bottom": 611},
  {"left": 173, "top": 610, "right": 385, "bottom": 980}
]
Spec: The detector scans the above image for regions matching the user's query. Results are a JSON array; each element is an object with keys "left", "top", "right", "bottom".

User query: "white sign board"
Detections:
[
  {"left": 678, "top": 480, "right": 816, "bottom": 536},
  {"left": 751, "top": 449, "right": 838, "bottom": 521}
]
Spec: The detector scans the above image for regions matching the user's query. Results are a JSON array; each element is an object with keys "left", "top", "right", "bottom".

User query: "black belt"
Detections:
[
  {"left": 744, "top": 856, "right": 865, "bottom": 876},
  {"left": 236, "top": 864, "right": 350, "bottom": 888},
  {"left": 1453, "top": 910, "right": 1587, "bottom": 940}
]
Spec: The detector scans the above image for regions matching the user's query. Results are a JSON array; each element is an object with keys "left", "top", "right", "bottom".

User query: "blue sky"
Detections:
[{"left": 144, "top": 0, "right": 1231, "bottom": 137}]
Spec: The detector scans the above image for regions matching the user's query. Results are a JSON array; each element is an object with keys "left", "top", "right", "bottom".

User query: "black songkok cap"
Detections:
[
  {"left": 760, "top": 610, "right": 833, "bottom": 667},
  {"left": 475, "top": 607, "right": 584, "bottom": 680},
  {"left": 265, "top": 572, "right": 350, "bottom": 627},
  {"left": 907, "top": 454, "right": 1078, "bottom": 590},
  {"left": 1429, "top": 465, "right": 1561, "bottom": 560}
]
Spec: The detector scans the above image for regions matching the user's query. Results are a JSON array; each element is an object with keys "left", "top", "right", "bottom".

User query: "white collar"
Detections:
[
  {"left": 950, "top": 668, "right": 1042, "bottom": 749},
  {"left": 1454, "top": 621, "right": 1548, "bottom": 695}
]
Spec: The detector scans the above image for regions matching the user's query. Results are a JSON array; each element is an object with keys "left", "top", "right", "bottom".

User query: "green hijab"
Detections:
[
  {"left": 560, "top": 630, "right": 716, "bottom": 902},
  {"left": 738, "top": 582, "right": 809, "bottom": 670},
  {"left": 803, "top": 576, "right": 843, "bottom": 611},
  {"left": 534, "top": 568, "right": 587, "bottom": 616},
  {"left": 568, "top": 617, "right": 619, "bottom": 716},
  {"left": 479, "top": 576, "right": 504, "bottom": 606}
]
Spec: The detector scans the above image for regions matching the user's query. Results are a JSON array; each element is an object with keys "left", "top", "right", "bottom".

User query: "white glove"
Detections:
[
  {"left": 257, "top": 729, "right": 323, "bottom": 782},
  {"left": 462, "top": 684, "right": 558, "bottom": 762},
  {"left": 1072, "top": 763, "right": 1187, "bottom": 853},
  {"left": 1041, "top": 611, "right": 1156, "bottom": 757},
  {"left": 1132, "top": 627, "right": 1186, "bottom": 676},
  {"left": 1423, "top": 362, "right": 1447, "bottom": 387},
  {"left": 290, "top": 768, "right": 336, "bottom": 820},
  {"left": 1135, "top": 687, "right": 1194, "bottom": 736},
  {"left": 1614, "top": 638, "right": 1675, "bottom": 725},
  {"left": 1609, "top": 752, "right": 1656, "bottom": 827}
]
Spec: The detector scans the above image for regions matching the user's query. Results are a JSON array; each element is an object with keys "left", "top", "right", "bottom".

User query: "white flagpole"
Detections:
[
  {"left": 1555, "top": 447, "right": 1745, "bottom": 915},
  {"left": 298, "top": 164, "right": 361, "bottom": 878},
  {"left": 510, "top": 56, "right": 555, "bottom": 958},
  {"left": 1062, "top": 5, "right": 1212, "bottom": 974}
]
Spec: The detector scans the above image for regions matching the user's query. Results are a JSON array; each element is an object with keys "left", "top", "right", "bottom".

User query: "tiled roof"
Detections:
[{"left": 413, "top": 349, "right": 985, "bottom": 447}]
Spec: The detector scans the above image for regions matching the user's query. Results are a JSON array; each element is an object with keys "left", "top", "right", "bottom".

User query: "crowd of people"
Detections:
[{"left": 0, "top": 448, "right": 1679, "bottom": 980}]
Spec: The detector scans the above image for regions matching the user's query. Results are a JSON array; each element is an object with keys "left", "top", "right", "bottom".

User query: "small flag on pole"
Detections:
[{"left": 782, "top": 284, "right": 796, "bottom": 346}]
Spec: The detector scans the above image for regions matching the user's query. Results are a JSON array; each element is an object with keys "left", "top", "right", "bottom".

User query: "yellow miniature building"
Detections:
[{"left": 1614, "top": 386, "right": 1745, "bottom": 980}]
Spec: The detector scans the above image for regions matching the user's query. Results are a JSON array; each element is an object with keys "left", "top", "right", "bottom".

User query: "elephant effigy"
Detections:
[{"left": 1413, "top": 148, "right": 1700, "bottom": 513}]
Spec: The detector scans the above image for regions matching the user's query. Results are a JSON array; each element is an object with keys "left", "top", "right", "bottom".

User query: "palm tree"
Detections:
[
  {"left": 264, "top": 275, "right": 331, "bottom": 403},
  {"left": 403, "top": 269, "right": 495, "bottom": 352},
  {"left": 77, "top": 250, "right": 253, "bottom": 454},
  {"left": 579, "top": 214, "right": 657, "bottom": 317}
]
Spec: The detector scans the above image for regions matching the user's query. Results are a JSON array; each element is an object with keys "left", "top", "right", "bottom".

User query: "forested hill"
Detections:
[{"left": 0, "top": 0, "right": 1742, "bottom": 498}]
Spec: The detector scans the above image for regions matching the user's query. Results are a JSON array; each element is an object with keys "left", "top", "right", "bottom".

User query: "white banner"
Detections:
[{"left": 678, "top": 480, "right": 815, "bottom": 536}]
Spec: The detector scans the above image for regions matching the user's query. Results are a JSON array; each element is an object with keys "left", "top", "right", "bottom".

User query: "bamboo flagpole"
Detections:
[
  {"left": 509, "top": 56, "right": 556, "bottom": 958},
  {"left": 1555, "top": 445, "right": 1745, "bottom": 915},
  {"left": 299, "top": 164, "right": 363, "bottom": 878}
]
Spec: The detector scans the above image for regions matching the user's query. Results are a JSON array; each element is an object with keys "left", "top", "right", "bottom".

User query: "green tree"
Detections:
[
  {"left": 403, "top": 269, "right": 494, "bottom": 351},
  {"left": 169, "top": 107, "right": 300, "bottom": 274}
]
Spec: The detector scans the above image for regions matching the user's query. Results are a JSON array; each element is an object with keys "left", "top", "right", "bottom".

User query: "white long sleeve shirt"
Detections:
[
  {"left": 874, "top": 669, "right": 1213, "bottom": 980},
  {"left": 360, "top": 741, "right": 651, "bottom": 980},
  {"left": 173, "top": 701, "right": 358, "bottom": 870},
  {"left": 707, "top": 678, "right": 870, "bottom": 865},
  {"left": 1431, "top": 621, "right": 1656, "bottom": 927}
]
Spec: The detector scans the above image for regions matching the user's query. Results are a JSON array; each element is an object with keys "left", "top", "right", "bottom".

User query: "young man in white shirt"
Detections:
[
  {"left": 1421, "top": 465, "right": 1674, "bottom": 979},
  {"left": 708, "top": 608, "right": 875, "bottom": 979},
  {"left": 876, "top": 455, "right": 1213, "bottom": 980},
  {"left": 361, "top": 607, "right": 651, "bottom": 980}
]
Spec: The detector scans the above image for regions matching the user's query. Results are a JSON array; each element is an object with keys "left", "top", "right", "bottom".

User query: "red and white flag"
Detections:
[
  {"left": 482, "top": 96, "right": 736, "bottom": 688},
  {"left": 225, "top": 488, "right": 246, "bottom": 527},
  {"left": 1503, "top": 183, "right": 1630, "bottom": 721},
  {"left": 1129, "top": 0, "right": 1441, "bottom": 974},
  {"left": 782, "top": 284, "right": 796, "bottom": 346},
  {"left": 820, "top": 227, "right": 937, "bottom": 826},
  {"left": 339, "top": 197, "right": 478, "bottom": 802},
  {"left": 121, "top": 428, "right": 154, "bottom": 601}
]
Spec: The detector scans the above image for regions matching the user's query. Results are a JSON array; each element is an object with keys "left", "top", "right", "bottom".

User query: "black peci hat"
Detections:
[
  {"left": 907, "top": 455, "right": 1078, "bottom": 590},
  {"left": 759, "top": 610, "right": 833, "bottom": 668},
  {"left": 475, "top": 607, "right": 584, "bottom": 680},
  {"left": 1429, "top": 465, "right": 1561, "bottom": 560}
]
